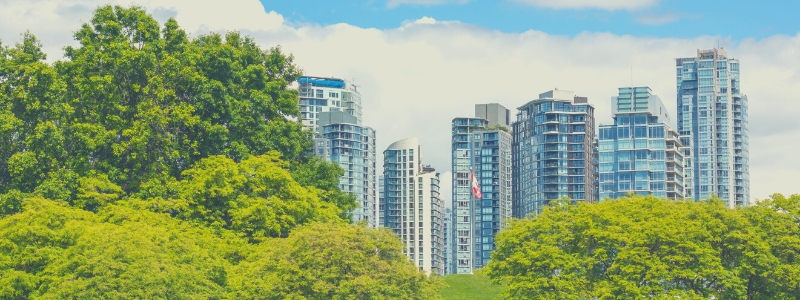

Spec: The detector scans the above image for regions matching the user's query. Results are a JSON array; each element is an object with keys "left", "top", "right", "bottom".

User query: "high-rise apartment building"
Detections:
[
  {"left": 302, "top": 76, "right": 377, "bottom": 226},
  {"left": 381, "top": 137, "right": 445, "bottom": 275},
  {"left": 298, "top": 76, "right": 362, "bottom": 131},
  {"left": 676, "top": 49, "right": 749, "bottom": 206},
  {"left": 312, "top": 112, "right": 377, "bottom": 227},
  {"left": 451, "top": 104, "right": 512, "bottom": 274},
  {"left": 378, "top": 175, "right": 384, "bottom": 226},
  {"left": 442, "top": 207, "right": 453, "bottom": 275},
  {"left": 512, "top": 89, "right": 596, "bottom": 218},
  {"left": 597, "top": 87, "right": 686, "bottom": 200}
]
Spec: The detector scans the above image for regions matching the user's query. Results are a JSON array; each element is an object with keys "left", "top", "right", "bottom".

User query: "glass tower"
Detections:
[
  {"left": 597, "top": 87, "right": 686, "bottom": 200},
  {"left": 381, "top": 137, "right": 445, "bottom": 275},
  {"left": 451, "top": 103, "right": 512, "bottom": 274},
  {"left": 302, "top": 75, "right": 377, "bottom": 227},
  {"left": 512, "top": 90, "right": 596, "bottom": 218},
  {"left": 313, "top": 112, "right": 377, "bottom": 227},
  {"left": 442, "top": 207, "right": 453, "bottom": 275},
  {"left": 676, "top": 49, "right": 749, "bottom": 206}
]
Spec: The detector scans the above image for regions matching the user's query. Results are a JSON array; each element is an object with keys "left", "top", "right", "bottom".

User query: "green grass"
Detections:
[{"left": 439, "top": 274, "right": 504, "bottom": 300}]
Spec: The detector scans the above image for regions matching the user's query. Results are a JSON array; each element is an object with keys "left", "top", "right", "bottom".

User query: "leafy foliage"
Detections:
[
  {"left": 484, "top": 194, "right": 800, "bottom": 299},
  {"left": 0, "top": 197, "right": 239, "bottom": 299},
  {"left": 0, "top": 5, "right": 435, "bottom": 299},
  {"left": 132, "top": 152, "right": 346, "bottom": 241},
  {"left": 231, "top": 222, "right": 443, "bottom": 299},
  {"left": 0, "top": 196, "right": 440, "bottom": 299},
  {"left": 0, "top": 5, "right": 315, "bottom": 198}
]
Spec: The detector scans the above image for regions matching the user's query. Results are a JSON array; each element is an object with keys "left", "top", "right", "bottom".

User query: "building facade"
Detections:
[
  {"left": 302, "top": 76, "right": 377, "bottom": 226},
  {"left": 298, "top": 76, "right": 363, "bottom": 131},
  {"left": 442, "top": 207, "right": 453, "bottom": 275},
  {"left": 451, "top": 104, "right": 512, "bottom": 274},
  {"left": 381, "top": 137, "right": 445, "bottom": 275},
  {"left": 597, "top": 87, "right": 686, "bottom": 200},
  {"left": 312, "top": 112, "right": 377, "bottom": 227},
  {"left": 377, "top": 175, "right": 384, "bottom": 226},
  {"left": 676, "top": 48, "right": 749, "bottom": 206},
  {"left": 512, "top": 90, "right": 596, "bottom": 218}
]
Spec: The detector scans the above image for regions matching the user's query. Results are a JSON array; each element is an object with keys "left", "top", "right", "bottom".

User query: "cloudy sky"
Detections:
[{"left": 2, "top": 0, "right": 799, "bottom": 201}]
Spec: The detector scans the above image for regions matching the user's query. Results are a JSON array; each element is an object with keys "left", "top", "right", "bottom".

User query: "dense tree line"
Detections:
[
  {"left": 0, "top": 5, "right": 442, "bottom": 299},
  {"left": 485, "top": 194, "right": 800, "bottom": 299}
]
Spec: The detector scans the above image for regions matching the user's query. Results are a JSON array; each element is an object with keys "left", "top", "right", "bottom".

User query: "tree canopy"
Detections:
[
  {"left": 484, "top": 194, "right": 800, "bottom": 299},
  {"left": 0, "top": 196, "right": 441, "bottom": 299},
  {"left": 0, "top": 5, "right": 440, "bottom": 299},
  {"left": 0, "top": 4, "right": 315, "bottom": 196}
]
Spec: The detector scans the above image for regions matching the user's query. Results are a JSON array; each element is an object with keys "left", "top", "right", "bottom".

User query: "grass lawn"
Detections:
[{"left": 438, "top": 274, "right": 504, "bottom": 300}]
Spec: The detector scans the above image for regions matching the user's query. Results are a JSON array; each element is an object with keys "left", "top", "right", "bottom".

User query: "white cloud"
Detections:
[
  {"left": 0, "top": 0, "right": 283, "bottom": 59},
  {"left": 387, "top": 0, "right": 469, "bottom": 9},
  {"left": 512, "top": 0, "right": 658, "bottom": 11},
  {"left": 635, "top": 12, "right": 700, "bottom": 25},
  {"left": 2, "top": 1, "right": 799, "bottom": 202},
  {"left": 635, "top": 12, "right": 681, "bottom": 25}
]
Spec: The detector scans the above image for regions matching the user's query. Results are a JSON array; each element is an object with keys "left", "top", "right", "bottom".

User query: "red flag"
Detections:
[{"left": 471, "top": 171, "right": 482, "bottom": 199}]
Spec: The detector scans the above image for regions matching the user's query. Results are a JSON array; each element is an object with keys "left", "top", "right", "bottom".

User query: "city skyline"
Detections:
[{"left": 2, "top": 0, "right": 797, "bottom": 202}]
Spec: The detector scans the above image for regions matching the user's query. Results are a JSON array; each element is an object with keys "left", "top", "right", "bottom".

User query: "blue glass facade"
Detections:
[
  {"left": 598, "top": 87, "right": 685, "bottom": 200},
  {"left": 302, "top": 75, "right": 376, "bottom": 227},
  {"left": 512, "top": 90, "right": 596, "bottom": 218},
  {"left": 314, "top": 122, "right": 377, "bottom": 226},
  {"left": 451, "top": 108, "right": 512, "bottom": 274},
  {"left": 676, "top": 49, "right": 749, "bottom": 206}
]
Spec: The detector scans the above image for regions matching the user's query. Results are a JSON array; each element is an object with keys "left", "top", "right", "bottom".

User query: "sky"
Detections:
[{"left": 1, "top": 0, "right": 799, "bottom": 202}]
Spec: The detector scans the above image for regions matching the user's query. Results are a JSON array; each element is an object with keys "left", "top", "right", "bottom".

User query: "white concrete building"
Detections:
[
  {"left": 298, "top": 76, "right": 362, "bottom": 131},
  {"left": 380, "top": 137, "right": 445, "bottom": 275}
]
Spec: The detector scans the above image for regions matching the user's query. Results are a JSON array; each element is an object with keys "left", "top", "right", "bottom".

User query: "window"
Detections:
[
  {"left": 617, "top": 115, "right": 630, "bottom": 125},
  {"left": 618, "top": 151, "right": 631, "bottom": 161},
  {"left": 599, "top": 128, "right": 616, "bottom": 140},
  {"left": 649, "top": 126, "right": 664, "bottom": 138},
  {"left": 600, "top": 173, "right": 614, "bottom": 182},
  {"left": 617, "top": 127, "right": 630, "bottom": 138},
  {"left": 619, "top": 172, "right": 632, "bottom": 181},
  {"left": 635, "top": 150, "right": 648, "bottom": 160},
  {"left": 634, "top": 126, "right": 647, "bottom": 138}
]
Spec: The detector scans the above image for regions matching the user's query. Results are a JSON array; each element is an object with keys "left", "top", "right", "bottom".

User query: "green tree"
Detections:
[
  {"left": 229, "top": 222, "right": 444, "bottom": 299},
  {"left": 135, "top": 152, "right": 345, "bottom": 242},
  {"left": 0, "top": 196, "right": 440, "bottom": 299},
  {"left": 0, "top": 5, "right": 315, "bottom": 199},
  {"left": 0, "top": 33, "right": 66, "bottom": 192},
  {"left": 0, "top": 5, "right": 434, "bottom": 299},
  {"left": 485, "top": 194, "right": 800, "bottom": 299},
  {"left": 0, "top": 197, "right": 242, "bottom": 299}
]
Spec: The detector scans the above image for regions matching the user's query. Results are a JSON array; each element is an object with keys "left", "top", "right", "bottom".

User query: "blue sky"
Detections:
[{"left": 264, "top": 0, "right": 798, "bottom": 40}]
